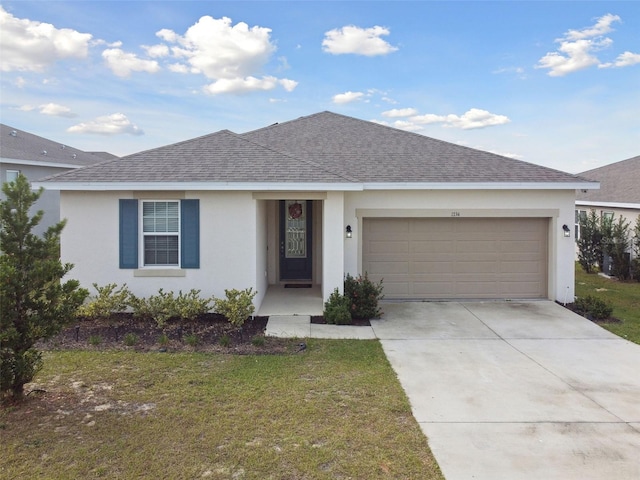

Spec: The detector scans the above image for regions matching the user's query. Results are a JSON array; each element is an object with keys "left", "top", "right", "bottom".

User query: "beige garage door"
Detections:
[{"left": 362, "top": 218, "right": 548, "bottom": 299}]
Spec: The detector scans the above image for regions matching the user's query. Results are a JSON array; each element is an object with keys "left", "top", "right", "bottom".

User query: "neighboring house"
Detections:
[
  {"left": 575, "top": 155, "right": 640, "bottom": 236},
  {"left": 36, "top": 112, "right": 597, "bottom": 310},
  {"left": 1, "top": 124, "right": 108, "bottom": 235}
]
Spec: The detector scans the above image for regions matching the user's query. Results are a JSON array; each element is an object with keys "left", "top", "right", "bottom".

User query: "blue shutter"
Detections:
[
  {"left": 119, "top": 199, "right": 138, "bottom": 269},
  {"left": 181, "top": 199, "right": 200, "bottom": 268}
]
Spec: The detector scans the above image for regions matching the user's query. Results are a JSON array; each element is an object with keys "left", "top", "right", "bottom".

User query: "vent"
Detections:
[
  {"left": 42, "top": 150, "right": 47, "bottom": 155},
  {"left": 10, "top": 130, "right": 17, "bottom": 137}
]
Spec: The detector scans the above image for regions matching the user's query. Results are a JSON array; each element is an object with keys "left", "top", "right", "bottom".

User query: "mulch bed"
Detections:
[
  {"left": 557, "top": 302, "right": 622, "bottom": 324},
  {"left": 39, "top": 313, "right": 288, "bottom": 354}
]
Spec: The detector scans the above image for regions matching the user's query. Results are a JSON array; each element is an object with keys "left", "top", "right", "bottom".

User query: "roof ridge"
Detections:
[{"left": 237, "top": 122, "right": 361, "bottom": 183}]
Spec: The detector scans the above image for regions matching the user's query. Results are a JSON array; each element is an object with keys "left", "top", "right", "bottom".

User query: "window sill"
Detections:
[{"left": 133, "top": 269, "right": 186, "bottom": 277}]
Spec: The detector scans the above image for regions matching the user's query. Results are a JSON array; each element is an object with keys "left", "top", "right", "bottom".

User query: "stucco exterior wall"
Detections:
[
  {"left": 60, "top": 190, "right": 260, "bottom": 301},
  {"left": 343, "top": 189, "right": 577, "bottom": 302}
]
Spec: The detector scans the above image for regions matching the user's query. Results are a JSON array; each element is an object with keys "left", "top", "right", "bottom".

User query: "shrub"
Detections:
[
  {"left": 175, "top": 289, "right": 213, "bottom": 321},
  {"left": 130, "top": 289, "right": 176, "bottom": 328},
  {"left": 184, "top": 333, "right": 199, "bottom": 347},
  {"left": 88, "top": 335, "right": 102, "bottom": 346},
  {"left": 123, "top": 333, "right": 139, "bottom": 346},
  {"left": 604, "top": 216, "right": 632, "bottom": 280},
  {"left": 574, "top": 295, "right": 613, "bottom": 321},
  {"left": 323, "top": 288, "right": 352, "bottom": 325},
  {"left": 344, "top": 272, "right": 384, "bottom": 319},
  {"left": 251, "top": 335, "right": 265, "bottom": 347},
  {"left": 219, "top": 335, "right": 231, "bottom": 347},
  {"left": 77, "top": 283, "right": 131, "bottom": 320},
  {"left": 214, "top": 288, "right": 257, "bottom": 329},
  {"left": 157, "top": 333, "right": 169, "bottom": 346}
]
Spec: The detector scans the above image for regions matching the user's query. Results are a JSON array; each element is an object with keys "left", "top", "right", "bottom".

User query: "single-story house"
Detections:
[
  {"left": 575, "top": 155, "right": 640, "bottom": 235},
  {"left": 1, "top": 123, "right": 108, "bottom": 235},
  {"left": 36, "top": 112, "right": 597, "bottom": 311}
]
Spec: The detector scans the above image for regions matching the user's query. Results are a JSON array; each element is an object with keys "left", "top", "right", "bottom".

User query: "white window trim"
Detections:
[
  {"left": 139, "top": 200, "right": 181, "bottom": 268},
  {"left": 6, "top": 169, "right": 20, "bottom": 182}
]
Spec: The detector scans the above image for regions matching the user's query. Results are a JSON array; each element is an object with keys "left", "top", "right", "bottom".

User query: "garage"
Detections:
[{"left": 362, "top": 217, "right": 548, "bottom": 299}]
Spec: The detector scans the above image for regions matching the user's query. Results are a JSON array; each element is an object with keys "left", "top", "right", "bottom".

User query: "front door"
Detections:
[{"left": 279, "top": 200, "right": 312, "bottom": 280}]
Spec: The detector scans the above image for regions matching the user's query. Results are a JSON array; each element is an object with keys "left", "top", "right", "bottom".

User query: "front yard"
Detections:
[
  {"left": 1, "top": 341, "right": 443, "bottom": 479},
  {"left": 575, "top": 263, "right": 640, "bottom": 344}
]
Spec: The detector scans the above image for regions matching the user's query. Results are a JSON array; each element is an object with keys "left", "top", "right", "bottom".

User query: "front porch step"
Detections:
[{"left": 265, "top": 316, "right": 377, "bottom": 340}]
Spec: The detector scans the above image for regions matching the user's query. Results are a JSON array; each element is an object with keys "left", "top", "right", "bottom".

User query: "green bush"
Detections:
[
  {"left": 574, "top": 295, "right": 613, "bottom": 320},
  {"left": 77, "top": 283, "right": 131, "bottom": 319},
  {"left": 219, "top": 335, "right": 231, "bottom": 347},
  {"left": 175, "top": 289, "right": 213, "bottom": 321},
  {"left": 123, "top": 333, "right": 139, "bottom": 346},
  {"left": 214, "top": 288, "right": 257, "bottom": 328},
  {"left": 323, "top": 288, "right": 352, "bottom": 325},
  {"left": 251, "top": 335, "right": 265, "bottom": 347},
  {"left": 344, "top": 272, "right": 384, "bottom": 319},
  {"left": 184, "top": 333, "right": 199, "bottom": 347},
  {"left": 88, "top": 335, "right": 102, "bottom": 346},
  {"left": 130, "top": 289, "right": 213, "bottom": 328}
]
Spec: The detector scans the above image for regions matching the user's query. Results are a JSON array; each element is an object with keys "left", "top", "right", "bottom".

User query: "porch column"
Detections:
[{"left": 322, "top": 191, "right": 345, "bottom": 301}]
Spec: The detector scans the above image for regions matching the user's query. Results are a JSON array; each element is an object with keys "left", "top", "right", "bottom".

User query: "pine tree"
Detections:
[{"left": 1, "top": 174, "right": 88, "bottom": 401}]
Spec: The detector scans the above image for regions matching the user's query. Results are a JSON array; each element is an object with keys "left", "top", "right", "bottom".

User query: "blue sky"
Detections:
[{"left": 1, "top": 1, "right": 638, "bottom": 173}]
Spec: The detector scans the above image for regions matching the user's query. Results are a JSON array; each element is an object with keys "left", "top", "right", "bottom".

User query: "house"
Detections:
[
  {"left": 1, "top": 124, "right": 108, "bottom": 235},
  {"left": 575, "top": 155, "right": 640, "bottom": 235},
  {"left": 36, "top": 112, "right": 597, "bottom": 312}
]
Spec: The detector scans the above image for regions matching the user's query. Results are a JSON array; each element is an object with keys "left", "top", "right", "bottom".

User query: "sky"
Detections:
[{"left": 0, "top": 1, "right": 638, "bottom": 174}]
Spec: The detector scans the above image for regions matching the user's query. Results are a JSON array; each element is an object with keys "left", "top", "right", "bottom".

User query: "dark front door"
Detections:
[{"left": 280, "top": 200, "right": 312, "bottom": 280}]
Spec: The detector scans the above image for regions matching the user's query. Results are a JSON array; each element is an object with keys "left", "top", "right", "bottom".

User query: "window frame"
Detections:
[
  {"left": 574, "top": 209, "right": 588, "bottom": 241},
  {"left": 140, "top": 200, "right": 181, "bottom": 267},
  {"left": 6, "top": 170, "right": 20, "bottom": 182}
]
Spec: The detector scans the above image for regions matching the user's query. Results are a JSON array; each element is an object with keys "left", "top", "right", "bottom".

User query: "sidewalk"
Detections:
[{"left": 265, "top": 315, "right": 376, "bottom": 339}]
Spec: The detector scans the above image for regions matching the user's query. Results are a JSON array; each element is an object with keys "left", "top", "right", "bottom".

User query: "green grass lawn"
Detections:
[
  {"left": 575, "top": 263, "right": 640, "bottom": 344},
  {"left": 1, "top": 341, "right": 443, "bottom": 479}
]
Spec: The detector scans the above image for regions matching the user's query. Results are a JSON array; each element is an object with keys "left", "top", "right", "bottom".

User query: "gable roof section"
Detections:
[
  {"left": 1, "top": 124, "right": 108, "bottom": 168},
  {"left": 241, "top": 112, "right": 589, "bottom": 184},
  {"left": 37, "top": 111, "right": 596, "bottom": 191},
  {"left": 575, "top": 155, "right": 640, "bottom": 206},
  {"left": 39, "top": 129, "right": 356, "bottom": 185}
]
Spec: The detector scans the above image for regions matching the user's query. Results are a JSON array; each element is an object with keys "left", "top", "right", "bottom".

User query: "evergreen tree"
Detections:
[
  {"left": 605, "top": 216, "right": 632, "bottom": 280},
  {"left": 577, "top": 210, "right": 602, "bottom": 273},
  {"left": 1, "top": 174, "right": 87, "bottom": 401}
]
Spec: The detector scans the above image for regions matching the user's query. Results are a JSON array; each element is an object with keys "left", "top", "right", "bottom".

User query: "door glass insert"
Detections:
[{"left": 286, "top": 201, "right": 306, "bottom": 258}]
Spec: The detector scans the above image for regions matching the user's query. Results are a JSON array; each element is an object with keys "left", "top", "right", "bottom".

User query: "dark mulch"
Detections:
[
  {"left": 310, "top": 316, "right": 371, "bottom": 326},
  {"left": 557, "top": 302, "right": 622, "bottom": 324},
  {"left": 38, "top": 313, "right": 297, "bottom": 355}
]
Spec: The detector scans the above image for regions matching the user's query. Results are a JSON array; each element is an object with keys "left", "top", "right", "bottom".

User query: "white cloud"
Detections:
[
  {"left": 381, "top": 108, "right": 418, "bottom": 118},
  {"left": 322, "top": 25, "right": 398, "bottom": 56},
  {"left": 17, "top": 105, "right": 36, "bottom": 112},
  {"left": 153, "top": 15, "right": 294, "bottom": 94},
  {"left": 332, "top": 91, "right": 365, "bottom": 104},
  {"left": 39, "top": 103, "right": 76, "bottom": 118},
  {"left": 0, "top": 6, "right": 92, "bottom": 72},
  {"left": 600, "top": 51, "right": 640, "bottom": 68},
  {"left": 203, "top": 76, "right": 297, "bottom": 95},
  {"left": 380, "top": 108, "right": 510, "bottom": 131},
  {"left": 535, "top": 13, "right": 637, "bottom": 76},
  {"left": 14, "top": 76, "right": 26, "bottom": 88},
  {"left": 102, "top": 48, "right": 161, "bottom": 77},
  {"left": 67, "top": 113, "right": 144, "bottom": 136},
  {"left": 143, "top": 44, "right": 170, "bottom": 58}
]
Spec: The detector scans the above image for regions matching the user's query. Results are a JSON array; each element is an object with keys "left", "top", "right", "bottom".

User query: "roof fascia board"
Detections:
[
  {"left": 35, "top": 181, "right": 600, "bottom": 192},
  {"left": 32, "top": 182, "right": 364, "bottom": 192},
  {"left": 362, "top": 182, "right": 600, "bottom": 190},
  {"left": 1, "top": 158, "right": 83, "bottom": 169},
  {"left": 576, "top": 200, "right": 640, "bottom": 210}
]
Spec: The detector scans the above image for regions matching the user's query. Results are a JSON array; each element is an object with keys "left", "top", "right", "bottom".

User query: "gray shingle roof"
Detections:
[
  {"left": 1, "top": 124, "right": 109, "bottom": 167},
  {"left": 576, "top": 155, "right": 640, "bottom": 204},
  {"left": 38, "top": 111, "right": 591, "bottom": 186}
]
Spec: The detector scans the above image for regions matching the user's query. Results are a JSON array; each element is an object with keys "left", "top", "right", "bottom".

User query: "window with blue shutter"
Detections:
[{"left": 119, "top": 198, "right": 199, "bottom": 269}]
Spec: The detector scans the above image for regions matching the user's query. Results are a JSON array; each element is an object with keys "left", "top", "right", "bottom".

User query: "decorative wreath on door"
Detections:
[{"left": 288, "top": 202, "right": 303, "bottom": 219}]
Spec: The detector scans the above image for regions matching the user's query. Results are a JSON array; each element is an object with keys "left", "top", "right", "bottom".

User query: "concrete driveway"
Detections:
[{"left": 372, "top": 301, "right": 640, "bottom": 480}]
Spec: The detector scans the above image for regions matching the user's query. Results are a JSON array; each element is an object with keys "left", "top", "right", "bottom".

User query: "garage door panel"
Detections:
[{"left": 363, "top": 218, "right": 547, "bottom": 299}]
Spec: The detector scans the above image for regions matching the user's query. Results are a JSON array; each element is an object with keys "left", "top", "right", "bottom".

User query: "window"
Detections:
[
  {"left": 602, "top": 211, "right": 614, "bottom": 222},
  {"left": 142, "top": 201, "right": 180, "bottom": 266},
  {"left": 6, "top": 170, "right": 20, "bottom": 182},
  {"left": 119, "top": 199, "right": 199, "bottom": 269}
]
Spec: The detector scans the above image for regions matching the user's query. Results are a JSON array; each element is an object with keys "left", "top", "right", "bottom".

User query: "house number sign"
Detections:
[{"left": 451, "top": 211, "right": 461, "bottom": 217}]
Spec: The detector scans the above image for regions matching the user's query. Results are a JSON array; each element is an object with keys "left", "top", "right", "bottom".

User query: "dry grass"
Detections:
[{"left": 1, "top": 340, "right": 443, "bottom": 479}]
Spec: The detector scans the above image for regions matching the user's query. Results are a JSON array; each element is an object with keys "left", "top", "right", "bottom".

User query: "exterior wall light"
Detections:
[
  {"left": 346, "top": 225, "right": 352, "bottom": 238},
  {"left": 562, "top": 224, "right": 571, "bottom": 237}
]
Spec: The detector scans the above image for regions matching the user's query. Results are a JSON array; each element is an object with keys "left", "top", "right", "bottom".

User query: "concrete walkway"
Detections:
[{"left": 265, "top": 301, "right": 640, "bottom": 479}]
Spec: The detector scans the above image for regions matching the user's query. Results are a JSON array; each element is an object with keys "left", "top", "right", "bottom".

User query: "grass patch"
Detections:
[
  {"left": 575, "top": 263, "right": 640, "bottom": 344},
  {"left": 1, "top": 342, "right": 442, "bottom": 479}
]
